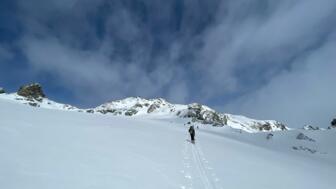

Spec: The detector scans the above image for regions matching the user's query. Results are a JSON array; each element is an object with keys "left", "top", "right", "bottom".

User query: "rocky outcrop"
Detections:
[
  {"left": 17, "top": 83, "right": 45, "bottom": 101},
  {"left": 303, "top": 125, "right": 320, "bottom": 130},
  {"left": 28, "top": 102, "right": 39, "bottom": 107},
  {"left": 258, "top": 123, "right": 272, "bottom": 131},
  {"left": 0, "top": 87, "right": 5, "bottom": 94},
  {"left": 266, "top": 133, "right": 274, "bottom": 140},
  {"left": 296, "top": 133, "right": 315, "bottom": 142},
  {"left": 86, "top": 109, "right": 94, "bottom": 113},
  {"left": 331, "top": 118, "right": 336, "bottom": 128},
  {"left": 292, "top": 146, "right": 317, "bottom": 154},
  {"left": 254, "top": 121, "right": 286, "bottom": 131},
  {"left": 97, "top": 109, "right": 116, "bottom": 114},
  {"left": 201, "top": 111, "right": 226, "bottom": 126},
  {"left": 133, "top": 103, "right": 143, "bottom": 108},
  {"left": 182, "top": 103, "right": 227, "bottom": 126},
  {"left": 125, "top": 109, "right": 137, "bottom": 116},
  {"left": 147, "top": 104, "right": 160, "bottom": 113}
]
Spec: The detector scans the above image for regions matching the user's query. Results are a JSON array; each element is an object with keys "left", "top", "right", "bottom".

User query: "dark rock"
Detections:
[
  {"left": 296, "top": 133, "right": 315, "bottom": 142},
  {"left": 86, "top": 109, "right": 94, "bottom": 113},
  {"left": 63, "top": 105, "right": 75, "bottom": 110},
  {"left": 186, "top": 103, "right": 202, "bottom": 118},
  {"left": 257, "top": 121, "right": 287, "bottom": 131},
  {"left": 98, "top": 109, "right": 116, "bottom": 114},
  {"left": 202, "top": 111, "right": 223, "bottom": 126},
  {"left": 331, "top": 118, "right": 336, "bottom": 128},
  {"left": 303, "top": 125, "right": 320, "bottom": 130},
  {"left": 276, "top": 122, "right": 287, "bottom": 130},
  {"left": 28, "top": 102, "right": 39, "bottom": 107},
  {"left": 184, "top": 103, "right": 226, "bottom": 126},
  {"left": 25, "top": 98, "right": 34, "bottom": 102},
  {"left": 259, "top": 123, "right": 272, "bottom": 131},
  {"left": 125, "top": 109, "right": 138, "bottom": 116},
  {"left": 292, "top": 146, "right": 317, "bottom": 154},
  {"left": 0, "top": 87, "right": 5, "bottom": 94},
  {"left": 17, "top": 83, "right": 45, "bottom": 100},
  {"left": 147, "top": 104, "right": 160, "bottom": 113},
  {"left": 133, "top": 103, "right": 143, "bottom": 108},
  {"left": 266, "top": 133, "right": 274, "bottom": 140}
]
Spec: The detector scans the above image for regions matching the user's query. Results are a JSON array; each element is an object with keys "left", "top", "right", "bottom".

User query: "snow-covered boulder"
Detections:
[
  {"left": 331, "top": 118, "right": 336, "bottom": 128},
  {"left": 266, "top": 133, "right": 274, "bottom": 140}
]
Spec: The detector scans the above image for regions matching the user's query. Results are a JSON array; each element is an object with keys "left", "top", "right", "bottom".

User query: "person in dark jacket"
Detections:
[{"left": 189, "top": 126, "right": 195, "bottom": 143}]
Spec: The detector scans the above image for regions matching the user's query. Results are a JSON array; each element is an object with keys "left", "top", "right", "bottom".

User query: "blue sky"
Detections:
[{"left": 0, "top": 0, "right": 335, "bottom": 128}]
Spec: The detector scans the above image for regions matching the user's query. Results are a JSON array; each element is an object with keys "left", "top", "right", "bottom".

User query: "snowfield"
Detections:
[{"left": 0, "top": 97, "right": 335, "bottom": 189}]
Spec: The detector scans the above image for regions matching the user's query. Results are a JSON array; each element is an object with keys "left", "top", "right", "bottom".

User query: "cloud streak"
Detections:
[{"left": 0, "top": 0, "right": 335, "bottom": 127}]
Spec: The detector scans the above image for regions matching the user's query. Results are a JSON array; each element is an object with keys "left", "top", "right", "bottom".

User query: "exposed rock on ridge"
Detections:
[
  {"left": 0, "top": 87, "right": 5, "bottom": 94},
  {"left": 93, "top": 97, "right": 288, "bottom": 132},
  {"left": 17, "top": 83, "right": 45, "bottom": 101}
]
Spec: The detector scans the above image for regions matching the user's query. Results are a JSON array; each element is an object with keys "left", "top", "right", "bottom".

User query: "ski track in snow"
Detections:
[{"left": 181, "top": 136, "right": 223, "bottom": 189}]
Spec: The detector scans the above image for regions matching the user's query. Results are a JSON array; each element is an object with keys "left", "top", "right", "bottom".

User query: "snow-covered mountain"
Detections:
[
  {"left": 0, "top": 84, "right": 335, "bottom": 189},
  {"left": 92, "top": 97, "right": 288, "bottom": 132},
  {"left": 0, "top": 83, "right": 288, "bottom": 133}
]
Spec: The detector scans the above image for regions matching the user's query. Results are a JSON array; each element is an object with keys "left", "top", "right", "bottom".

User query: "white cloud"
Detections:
[
  {"left": 12, "top": 0, "right": 336, "bottom": 127},
  {"left": 195, "top": 0, "right": 336, "bottom": 127},
  {"left": 224, "top": 38, "right": 336, "bottom": 128}
]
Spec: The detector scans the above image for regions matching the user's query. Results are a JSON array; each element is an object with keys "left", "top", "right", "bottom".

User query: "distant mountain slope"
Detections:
[
  {"left": 91, "top": 97, "right": 288, "bottom": 132},
  {"left": 0, "top": 83, "right": 287, "bottom": 132}
]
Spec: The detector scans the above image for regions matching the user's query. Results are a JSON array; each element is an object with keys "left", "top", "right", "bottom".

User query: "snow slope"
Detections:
[
  {"left": 0, "top": 93, "right": 79, "bottom": 111},
  {"left": 0, "top": 92, "right": 288, "bottom": 132},
  {"left": 0, "top": 96, "right": 335, "bottom": 189}
]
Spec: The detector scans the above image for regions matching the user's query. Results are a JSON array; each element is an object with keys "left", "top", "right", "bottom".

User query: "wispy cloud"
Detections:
[
  {"left": 196, "top": 0, "right": 336, "bottom": 127},
  {"left": 1, "top": 0, "right": 335, "bottom": 127},
  {"left": 224, "top": 36, "right": 336, "bottom": 127}
]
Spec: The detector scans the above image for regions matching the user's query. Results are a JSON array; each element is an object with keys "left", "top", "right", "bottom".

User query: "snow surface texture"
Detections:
[
  {"left": 0, "top": 94, "right": 287, "bottom": 132},
  {"left": 0, "top": 96, "right": 335, "bottom": 189},
  {"left": 0, "top": 93, "right": 79, "bottom": 111}
]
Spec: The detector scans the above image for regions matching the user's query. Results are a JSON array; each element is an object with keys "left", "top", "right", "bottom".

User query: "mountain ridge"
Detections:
[{"left": 0, "top": 83, "right": 294, "bottom": 132}]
